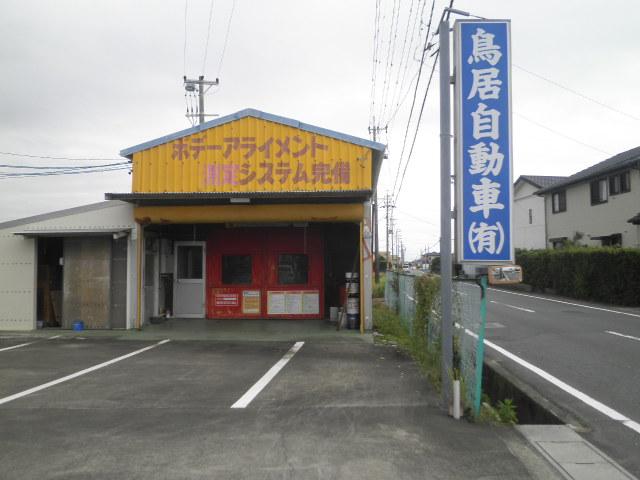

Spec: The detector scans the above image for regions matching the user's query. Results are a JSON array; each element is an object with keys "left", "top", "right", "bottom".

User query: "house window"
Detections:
[
  {"left": 552, "top": 191, "right": 566, "bottom": 213},
  {"left": 222, "top": 255, "right": 252, "bottom": 284},
  {"left": 590, "top": 178, "right": 608, "bottom": 205},
  {"left": 549, "top": 237, "right": 567, "bottom": 249},
  {"left": 601, "top": 234, "right": 622, "bottom": 247},
  {"left": 528, "top": 208, "right": 533, "bottom": 224},
  {"left": 278, "top": 254, "right": 309, "bottom": 285},
  {"left": 609, "top": 171, "right": 630, "bottom": 195}
]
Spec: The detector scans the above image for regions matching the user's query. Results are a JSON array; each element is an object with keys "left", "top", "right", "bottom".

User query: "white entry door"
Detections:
[{"left": 173, "top": 241, "right": 205, "bottom": 317}]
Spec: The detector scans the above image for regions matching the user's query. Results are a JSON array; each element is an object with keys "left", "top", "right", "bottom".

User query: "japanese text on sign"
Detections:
[
  {"left": 456, "top": 21, "right": 512, "bottom": 262},
  {"left": 168, "top": 134, "right": 354, "bottom": 187}
]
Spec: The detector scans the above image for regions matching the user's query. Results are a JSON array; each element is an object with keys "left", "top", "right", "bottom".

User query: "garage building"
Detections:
[{"left": 0, "top": 109, "right": 385, "bottom": 331}]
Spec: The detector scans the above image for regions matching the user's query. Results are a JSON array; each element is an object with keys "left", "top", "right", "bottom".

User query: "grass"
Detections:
[
  {"left": 373, "top": 303, "right": 441, "bottom": 390},
  {"left": 372, "top": 273, "right": 387, "bottom": 298}
]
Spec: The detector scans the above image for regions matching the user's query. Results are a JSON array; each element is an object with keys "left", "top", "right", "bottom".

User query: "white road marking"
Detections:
[
  {"left": 47, "top": 335, "right": 61, "bottom": 340},
  {"left": 488, "top": 288, "right": 640, "bottom": 318},
  {"left": 0, "top": 342, "right": 33, "bottom": 353},
  {"left": 605, "top": 330, "right": 640, "bottom": 343},
  {"left": 458, "top": 324, "right": 640, "bottom": 436},
  {"left": 0, "top": 339, "right": 170, "bottom": 406},
  {"left": 490, "top": 300, "right": 535, "bottom": 313},
  {"left": 231, "top": 341, "right": 304, "bottom": 409}
]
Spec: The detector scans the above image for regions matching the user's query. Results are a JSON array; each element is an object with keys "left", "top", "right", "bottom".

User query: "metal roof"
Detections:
[
  {"left": 515, "top": 175, "right": 567, "bottom": 189},
  {"left": 0, "top": 201, "right": 127, "bottom": 231},
  {"left": 120, "top": 108, "right": 386, "bottom": 158},
  {"left": 537, "top": 146, "right": 640, "bottom": 194}
]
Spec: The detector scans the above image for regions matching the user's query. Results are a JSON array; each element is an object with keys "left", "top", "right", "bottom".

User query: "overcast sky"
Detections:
[{"left": 1, "top": 0, "right": 639, "bottom": 259}]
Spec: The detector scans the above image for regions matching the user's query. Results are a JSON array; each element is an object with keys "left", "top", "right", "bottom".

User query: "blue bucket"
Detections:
[{"left": 72, "top": 320, "right": 84, "bottom": 331}]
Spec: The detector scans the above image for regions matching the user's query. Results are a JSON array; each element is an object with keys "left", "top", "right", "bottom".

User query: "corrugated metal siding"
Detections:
[
  {"left": 0, "top": 231, "right": 35, "bottom": 330},
  {"left": 132, "top": 117, "right": 372, "bottom": 194}
]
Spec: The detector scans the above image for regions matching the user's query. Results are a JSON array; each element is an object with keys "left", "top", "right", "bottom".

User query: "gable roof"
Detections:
[
  {"left": 537, "top": 146, "right": 640, "bottom": 194},
  {"left": 515, "top": 175, "right": 567, "bottom": 190},
  {"left": 120, "top": 108, "right": 386, "bottom": 158}
]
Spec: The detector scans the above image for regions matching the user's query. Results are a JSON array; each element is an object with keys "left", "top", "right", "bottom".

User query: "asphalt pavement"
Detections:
[
  {"left": 485, "top": 287, "right": 640, "bottom": 477},
  {"left": 0, "top": 331, "right": 561, "bottom": 480}
]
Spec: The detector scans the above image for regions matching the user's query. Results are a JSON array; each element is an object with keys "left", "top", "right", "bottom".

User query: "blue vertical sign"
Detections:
[{"left": 455, "top": 20, "right": 513, "bottom": 263}]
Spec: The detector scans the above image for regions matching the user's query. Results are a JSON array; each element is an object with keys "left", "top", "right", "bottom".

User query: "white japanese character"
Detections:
[
  {"left": 471, "top": 103, "right": 500, "bottom": 140},
  {"left": 470, "top": 177, "right": 504, "bottom": 218},
  {"left": 467, "top": 68, "right": 502, "bottom": 100},
  {"left": 468, "top": 142, "right": 504, "bottom": 176},
  {"left": 467, "top": 28, "right": 502, "bottom": 66},
  {"left": 468, "top": 221, "right": 504, "bottom": 254}
]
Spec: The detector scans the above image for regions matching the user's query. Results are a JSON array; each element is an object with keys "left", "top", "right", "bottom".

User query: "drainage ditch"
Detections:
[{"left": 482, "top": 360, "right": 564, "bottom": 425}]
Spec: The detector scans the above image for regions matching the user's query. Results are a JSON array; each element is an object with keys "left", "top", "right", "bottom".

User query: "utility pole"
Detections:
[
  {"left": 438, "top": 13, "right": 454, "bottom": 412},
  {"left": 368, "top": 123, "right": 387, "bottom": 283},
  {"left": 381, "top": 192, "right": 395, "bottom": 271},
  {"left": 184, "top": 75, "right": 219, "bottom": 125}
]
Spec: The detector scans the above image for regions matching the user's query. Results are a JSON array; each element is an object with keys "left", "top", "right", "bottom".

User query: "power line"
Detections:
[
  {"left": 0, "top": 151, "right": 123, "bottom": 161},
  {"left": 514, "top": 112, "right": 612, "bottom": 156},
  {"left": 0, "top": 161, "right": 129, "bottom": 170},
  {"left": 183, "top": 0, "right": 188, "bottom": 76},
  {"left": 378, "top": 0, "right": 402, "bottom": 125},
  {"left": 394, "top": 51, "right": 439, "bottom": 203},
  {"left": 217, "top": 0, "right": 237, "bottom": 78},
  {"left": 386, "top": 0, "right": 426, "bottom": 128},
  {"left": 369, "top": 0, "right": 382, "bottom": 124},
  {"left": 0, "top": 165, "right": 130, "bottom": 179},
  {"left": 514, "top": 64, "right": 640, "bottom": 123},
  {"left": 390, "top": 0, "right": 436, "bottom": 198},
  {"left": 201, "top": 0, "right": 215, "bottom": 74}
]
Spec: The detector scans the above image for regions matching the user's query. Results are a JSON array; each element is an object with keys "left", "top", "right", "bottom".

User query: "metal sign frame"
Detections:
[{"left": 454, "top": 19, "right": 514, "bottom": 264}]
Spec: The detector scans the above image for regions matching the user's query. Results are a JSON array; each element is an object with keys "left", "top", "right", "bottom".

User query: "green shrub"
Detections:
[{"left": 516, "top": 247, "right": 640, "bottom": 306}]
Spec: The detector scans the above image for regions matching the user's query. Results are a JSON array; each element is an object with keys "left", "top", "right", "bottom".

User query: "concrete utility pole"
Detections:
[
  {"left": 382, "top": 192, "right": 395, "bottom": 271},
  {"left": 438, "top": 14, "right": 454, "bottom": 412},
  {"left": 368, "top": 123, "right": 387, "bottom": 283},
  {"left": 184, "top": 75, "right": 219, "bottom": 125}
]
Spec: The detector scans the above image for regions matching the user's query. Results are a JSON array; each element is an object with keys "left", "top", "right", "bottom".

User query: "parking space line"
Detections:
[
  {"left": 0, "top": 339, "right": 170, "bottom": 407},
  {"left": 231, "top": 341, "right": 304, "bottom": 409},
  {"left": 47, "top": 335, "right": 61, "bottom": 340},
  {"left": 0, "top": 342, "right": 33, "bottom": 353}
]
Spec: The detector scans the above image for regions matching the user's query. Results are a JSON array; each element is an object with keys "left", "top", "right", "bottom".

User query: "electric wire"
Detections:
[
  {"left": 217, "top": 0, "right": 236, "bottom": 78},
  {"left": 514, "top": 112, "right": 613, "bottom": 156},
  {"left": 390, "top": 0, "right": 436, "bottom": 198},
  {"left": 514, "top": 64, "right": 640, "bottom": 123},
  {"left": 386, "top": 0, "right": 425, "bottom": 127},
  {"left": 0, "top": 161, "right": 129, "bottom": 170},
  {"left": 183, "top": 0, "right": 188, "bottom": 76},
  {"left": 377, "top": 0, "right": 401, "bottom": 125},
  {"left": 201, "top": 0, "right": 215, "bottom": 74},
  {"left": 394, "top": 51, "right": 439, "bottom": 204},
  {"left": 0, "top": 151, "right": 123, "bottom": 161},
  {"left": 0, "top": 165, "right": 131, "bottom": 179},
  {"left": 369, "top": 0, "right": 382, "bottom": 124}
]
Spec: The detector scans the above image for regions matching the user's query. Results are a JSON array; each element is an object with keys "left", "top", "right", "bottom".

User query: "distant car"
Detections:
[{"left": 402, "top": 263, "right": 411, "bottom": 272}]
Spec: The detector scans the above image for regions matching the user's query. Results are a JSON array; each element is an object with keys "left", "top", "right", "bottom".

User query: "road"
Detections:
[{"left": 485, "top": 287, "right": 640, "bottom": 477}]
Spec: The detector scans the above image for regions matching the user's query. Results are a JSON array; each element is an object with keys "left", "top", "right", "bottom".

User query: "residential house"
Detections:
[
  {"left": 536, "top": 146, "right": 640, "bottom": 248},
  {"left": 513, "top": 175, "right": 566, "bottom": 250}
]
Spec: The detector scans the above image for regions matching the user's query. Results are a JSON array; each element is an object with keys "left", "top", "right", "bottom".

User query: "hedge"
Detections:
[{"left": 516, "top": 248, "right": 640, "bottom": 306}]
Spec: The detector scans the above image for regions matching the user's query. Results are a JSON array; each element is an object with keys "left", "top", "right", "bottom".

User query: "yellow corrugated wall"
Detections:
[{"left": 132, "top": 117, "right": 372, "bottom": 193}]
